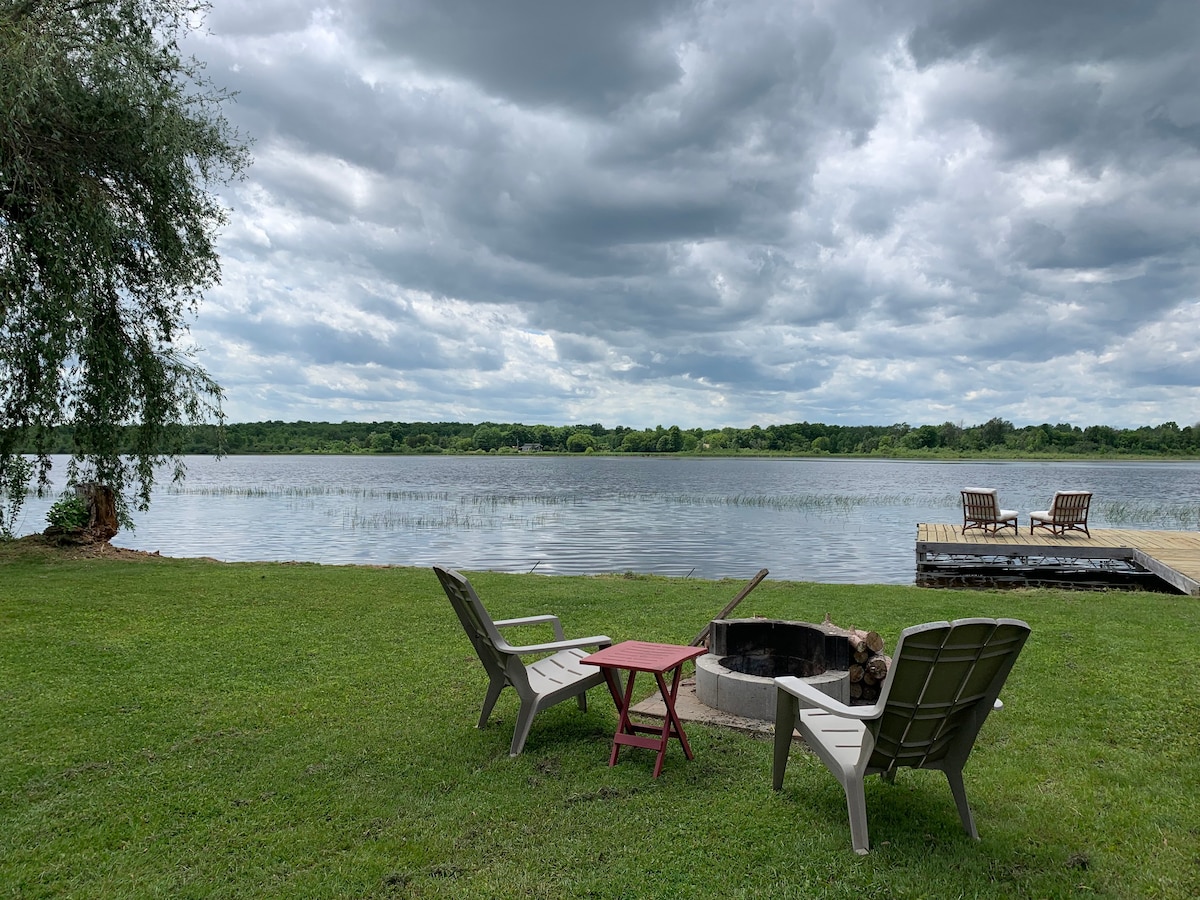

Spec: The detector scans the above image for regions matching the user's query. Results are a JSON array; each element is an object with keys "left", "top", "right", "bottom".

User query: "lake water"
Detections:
[{"left": 10, "top": 455, "right": 1200, "bottom": 584}]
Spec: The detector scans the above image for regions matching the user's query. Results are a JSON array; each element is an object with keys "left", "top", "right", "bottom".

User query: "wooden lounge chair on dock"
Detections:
[
  {"left": 1030, "top": 491, "right": 1092, "bottom": 537},
  {"left": 960, "top": 488, "right": 1018, "bottom": 534}
]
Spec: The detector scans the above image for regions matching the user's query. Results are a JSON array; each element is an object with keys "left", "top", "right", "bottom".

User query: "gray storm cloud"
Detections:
[{"left": 190, "top": 0, "right": 1200, "bottom": 428}]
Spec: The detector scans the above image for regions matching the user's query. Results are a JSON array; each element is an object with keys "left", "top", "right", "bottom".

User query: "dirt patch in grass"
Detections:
[{"left": 0, "top": 533, "right": 168, "bottom": 563}]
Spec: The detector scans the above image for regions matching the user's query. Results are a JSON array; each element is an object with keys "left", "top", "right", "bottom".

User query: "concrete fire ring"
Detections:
[{"left": 695, "top": 653, "right": 851, "bottom": 722}]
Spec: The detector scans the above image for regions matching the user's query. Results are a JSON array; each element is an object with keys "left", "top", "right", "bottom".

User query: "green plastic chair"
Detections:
[{"left": 773, "top": 617, "right": 1031, "bottom": 853}]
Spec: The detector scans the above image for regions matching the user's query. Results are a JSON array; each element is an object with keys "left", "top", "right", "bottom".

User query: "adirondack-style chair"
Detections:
[
  {"left": 960, "top": 488, "right": 1019, "bottom": 534},
  {"left": 1029, "top": 491, "right": 1092, "bottom": 537},
  {"left": 434, "top": 565, "right": 613, "bottom": 756},
  {"left": 772, "top": 617, "right": 1031, "bottom": 854}
]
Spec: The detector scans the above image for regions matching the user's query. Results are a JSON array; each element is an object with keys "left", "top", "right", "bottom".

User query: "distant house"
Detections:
[{"left": 518, "top": 443, "right": 543, "bottom": 453}]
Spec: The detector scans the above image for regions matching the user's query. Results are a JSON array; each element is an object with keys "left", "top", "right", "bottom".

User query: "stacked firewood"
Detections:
[{"left": 845, "top": 628, "right": 890, "bottom": 704}]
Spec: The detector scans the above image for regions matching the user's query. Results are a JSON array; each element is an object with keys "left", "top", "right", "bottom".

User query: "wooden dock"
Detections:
[{"left": 916, "top": 525, "right": 1200, "bottom": 595}]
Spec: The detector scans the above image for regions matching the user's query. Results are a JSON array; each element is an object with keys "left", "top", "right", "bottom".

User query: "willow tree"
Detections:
[{"left": 0, "top": 0, "right": 249, "bottom": 535}]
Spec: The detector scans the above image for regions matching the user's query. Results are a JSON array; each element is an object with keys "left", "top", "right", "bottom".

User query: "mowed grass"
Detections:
[{"left": 1, "top": 544, "right": 1198, "bottom": 898}]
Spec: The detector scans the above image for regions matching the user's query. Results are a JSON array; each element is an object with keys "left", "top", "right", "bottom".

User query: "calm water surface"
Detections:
[{"left": 13, "top": 455, "right": 1200, "bottom": 584}]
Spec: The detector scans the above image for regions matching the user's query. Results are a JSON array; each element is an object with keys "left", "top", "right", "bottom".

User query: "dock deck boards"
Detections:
[{"left": 915, "top": 525, "right": 1200, "bottom": 595}]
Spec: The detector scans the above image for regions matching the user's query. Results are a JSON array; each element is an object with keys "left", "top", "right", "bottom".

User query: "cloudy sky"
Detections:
[{"left": 184, "top": 0, "right": 1200, "bottom": 430}]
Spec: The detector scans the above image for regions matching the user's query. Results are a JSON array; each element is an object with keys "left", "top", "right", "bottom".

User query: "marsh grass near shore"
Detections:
[
  {"left": 1096, "top": 499, "right": 1200, "bottom": 529},
  {"left": 166, "top": 481, "right": 1200, "bottom": 531},
  {"left": 2, "top": 545, "right": 1198, "bottom": 898},
  {"left": 165, "top": 485, "right": 945, "bottom": 533}
]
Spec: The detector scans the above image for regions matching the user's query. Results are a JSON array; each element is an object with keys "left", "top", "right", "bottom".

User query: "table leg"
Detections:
[
  {"left": 599, "top": 666, "right": 624, "bottom": 711},
  {"left": 651, "top": 670, "right": 672, "bottom": 778},
  {"left": 651, "top": 665, "right": 693, "bottom": 777},
  {"left": 662, "top": 664, "right": 694, "bottom": 760},
  {"left": 598, "top": 659, "right": 699, "bottom": 777},
  {"left": 607, "top": 668, "right": 640, "bottom": 768}
]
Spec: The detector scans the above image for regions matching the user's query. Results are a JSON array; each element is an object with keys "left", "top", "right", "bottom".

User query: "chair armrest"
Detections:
[
  {"left": 497, "top": 635, "right": 613, "bottom": 655},
  {"left": 775, "top": 675, "right": 883, "bottom": 721},
  {"left": 494, "top": 614, "right": 566, "bottom": 640}
]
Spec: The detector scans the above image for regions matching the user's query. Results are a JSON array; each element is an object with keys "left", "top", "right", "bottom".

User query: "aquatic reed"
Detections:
[{"left": 1097, "top": 500, "right": 1200, "bottom": 529}]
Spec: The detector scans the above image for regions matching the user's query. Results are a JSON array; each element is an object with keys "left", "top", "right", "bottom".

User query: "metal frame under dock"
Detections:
[{"left": 916, "top": 525, "right": 1200, "bottom": 595}]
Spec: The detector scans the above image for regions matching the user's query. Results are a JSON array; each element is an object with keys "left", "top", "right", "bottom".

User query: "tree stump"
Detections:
[{"left": 76, "top": 483, "right": 119, "bottom": 542}]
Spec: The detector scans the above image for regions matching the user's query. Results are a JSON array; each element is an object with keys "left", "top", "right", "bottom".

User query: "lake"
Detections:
[{"left": 10, "top": 455, "right": 1200, "bottom": 584}]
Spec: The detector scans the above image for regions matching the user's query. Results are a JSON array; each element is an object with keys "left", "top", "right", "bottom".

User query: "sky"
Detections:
[{"left": 183, "top": 0, "right": 1200, "bottom": 430}]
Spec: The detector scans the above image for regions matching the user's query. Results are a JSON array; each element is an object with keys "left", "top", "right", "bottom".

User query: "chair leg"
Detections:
[
  {"left": 478, "top": 676, "right": 505, "bottom": 728},
  {"left": 575, "top": 691, "right": 588, "bottom": 712},
  {"left": 509, "top": 700, "right": 539, "bottom": 756},
  {"left": 945, "top": 769, "right": 979, "bottom": 840},
  {"left": 772, "top": 689, "right": 799, "bottom": 790},
  {"left": 843, "top": 775, "right": 871, "bottom": 855}
]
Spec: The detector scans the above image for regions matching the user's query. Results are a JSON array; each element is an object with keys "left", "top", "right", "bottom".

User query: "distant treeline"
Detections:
[{"left": 19, "top": 418, "right": 1200, "bottom": 457}]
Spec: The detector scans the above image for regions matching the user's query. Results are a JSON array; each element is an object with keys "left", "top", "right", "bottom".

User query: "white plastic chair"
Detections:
[
  {"left": 772, "top": 617, "right": 1031, "bottom": 853},
  {"left": 434, "top": 565, "right": 613, "bottom": 756}
]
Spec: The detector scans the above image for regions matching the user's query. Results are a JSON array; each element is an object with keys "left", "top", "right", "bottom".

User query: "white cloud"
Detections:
[{"left": 182, "top": 0, "right": 1200, "bottom": 429}]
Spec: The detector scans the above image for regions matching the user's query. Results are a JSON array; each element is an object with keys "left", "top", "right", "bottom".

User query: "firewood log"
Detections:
[
  {"left": 865, "top": 655, "right": 890, "bottom": 681},
  {"left": 848, "top": 628, "right": 885, "bottom": 652}
]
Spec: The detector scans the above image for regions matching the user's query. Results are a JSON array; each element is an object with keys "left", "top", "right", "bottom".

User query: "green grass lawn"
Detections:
[{"left": 2, "top": 543, "right": 1198, "bottom": 898}]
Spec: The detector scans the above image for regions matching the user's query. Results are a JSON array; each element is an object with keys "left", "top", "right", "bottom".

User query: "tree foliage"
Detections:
[
  {"left": 16, "top": 417, "right": 1191, "bottom": 458},
  {"left": 0, "top": 0, "right": 249, "bottom": 534}
]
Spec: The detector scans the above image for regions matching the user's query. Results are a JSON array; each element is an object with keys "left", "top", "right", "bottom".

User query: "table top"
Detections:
[{"left": 581, "top": 640, "right": 706, "bottom": 673}]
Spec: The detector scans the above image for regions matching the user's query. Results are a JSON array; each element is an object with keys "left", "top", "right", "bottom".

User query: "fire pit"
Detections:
[{"left": 695, "top": 618, "right": 851, "bottom": 721}]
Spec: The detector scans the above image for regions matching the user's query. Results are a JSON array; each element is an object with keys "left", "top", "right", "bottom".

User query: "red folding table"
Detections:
[{"left": 582, "top": 640, "right": 706, "bottom": 778}]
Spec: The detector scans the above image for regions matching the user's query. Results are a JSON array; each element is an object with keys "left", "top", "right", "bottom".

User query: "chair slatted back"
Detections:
[
  {"left": 1049, "top": 491, "right": 1091, "bottom": 524},
  {"left": 868, "top": 618, "right": 1031, "bottom": 775},
  {"left": 961, "top": 489, "right": 1003, "bottom": 531},
  {"left": 435, "top": 565, "right": 520, "bottom": 686},
  {"left": 961, "top": 489, "right": 998, "bottom": 521}
]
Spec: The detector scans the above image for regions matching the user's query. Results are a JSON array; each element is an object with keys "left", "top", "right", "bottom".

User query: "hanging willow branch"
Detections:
[{"left": 0, "top": 0, "right": 250, "bottom": 533}]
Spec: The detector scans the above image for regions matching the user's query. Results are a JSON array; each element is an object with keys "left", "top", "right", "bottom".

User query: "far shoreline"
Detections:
[{"left": 175, "top": 448, "right": 1200, "bottom": 463}]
